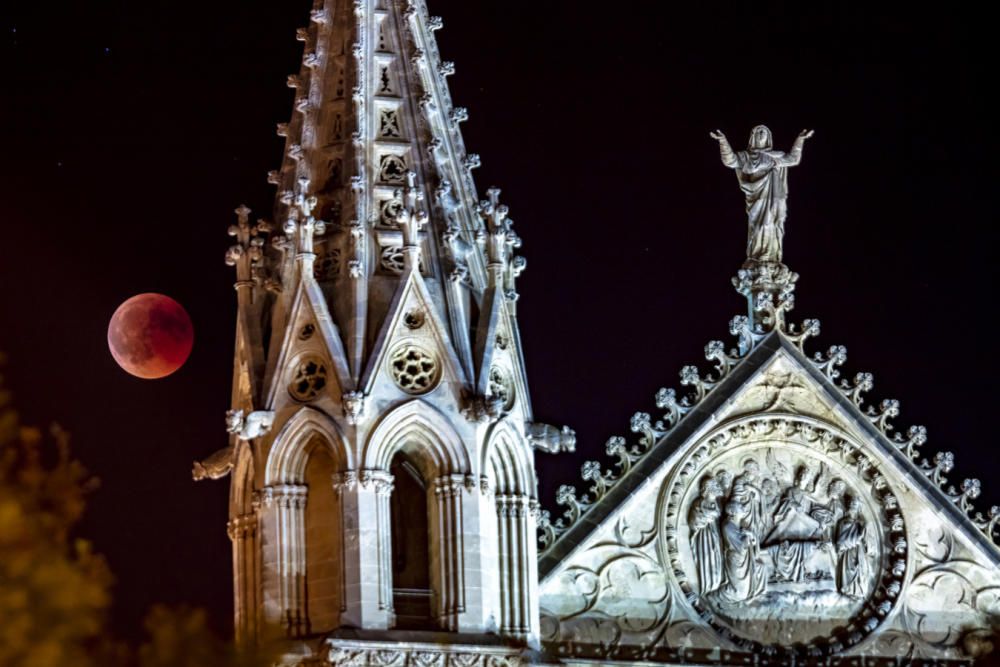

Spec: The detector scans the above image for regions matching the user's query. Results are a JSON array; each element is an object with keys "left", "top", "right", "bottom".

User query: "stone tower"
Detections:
[{"left": 210, "top": 0, "right": 573, "bottom": 661}]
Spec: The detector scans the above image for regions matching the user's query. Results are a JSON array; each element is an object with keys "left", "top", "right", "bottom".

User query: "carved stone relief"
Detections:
[
  {"left": 314, "top": 248, "right": 340, "bottom": 281},
  {"left": 540, "top": 508, "right": 671, "bottom": 654},
  {"left": 380, "top": 246, "right": 406, "bottom": 274},
  {"left": 661, "top": 415, "right": 906, "bottom": 656},
  {"left": 379, "top": 108, "right": 402, "bottom": 138},
  {"left": 487, "top": 365, "right": 514, "bottom": 411},
  {"left": 870, "top": 521, "right": 1000, "bottom": 660},
  {"left": 378, "top": 154, "right": 408, "bottom": 184}
]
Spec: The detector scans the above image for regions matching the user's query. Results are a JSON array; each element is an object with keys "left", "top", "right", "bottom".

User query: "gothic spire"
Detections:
[{"left": 224, "top": 0, "right": 540, "bottom": 428}]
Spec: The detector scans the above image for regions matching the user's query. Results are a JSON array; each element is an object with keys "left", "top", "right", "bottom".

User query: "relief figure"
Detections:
[
  {"left": 731, "top": 458, "right": 766, "bottom": 541},
  {"left": 835, "top": 497, "right": 870, "bottom": 599},
  {"left": 689, "top": 477, "right": 725, "bottom": 595},
  {"left": 717, "top": 500, "right": 766, "bottom": 603},
  {"left": 765, "top": 464, "right": 829, "bottom": 583}
]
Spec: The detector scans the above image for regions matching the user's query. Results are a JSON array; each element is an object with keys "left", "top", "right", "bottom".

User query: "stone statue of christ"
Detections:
[{"left": 711, "top": 126, "right": 814, "bottom": 264}]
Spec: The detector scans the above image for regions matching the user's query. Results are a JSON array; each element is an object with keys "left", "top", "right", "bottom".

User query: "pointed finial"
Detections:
[
  {"left": 477, "top": 188, "right": 511, "bottom": 279},
  {"left": 226, "top": 205, "right": 267, "bottom": 287}
]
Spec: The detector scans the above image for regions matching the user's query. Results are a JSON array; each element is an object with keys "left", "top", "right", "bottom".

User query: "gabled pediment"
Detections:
[
  {"left": 263, "top": 277, "right": 350, "bottom": 412},
  {"left": 360, "top": 267, "right": 469, "bottom": 400},
  {"left": 537, "top": 319, "right": 1000, "bottom": 662}
]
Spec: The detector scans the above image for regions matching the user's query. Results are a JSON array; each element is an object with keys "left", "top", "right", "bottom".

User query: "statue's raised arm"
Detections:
[
  {"left": 711, "top": 125, "right": 814, "bottom": 265},
  {"left": 710, "top": 130, "right": 738, "bottom": 169}
]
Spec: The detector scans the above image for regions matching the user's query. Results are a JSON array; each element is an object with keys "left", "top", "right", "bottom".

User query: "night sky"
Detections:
[{"left": 1, "top": 1, "right": 996, "bottom": 640}]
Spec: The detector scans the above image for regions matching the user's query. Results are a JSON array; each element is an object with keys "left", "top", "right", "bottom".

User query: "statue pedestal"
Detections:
[{"left": 732, "top": 261, "right": 799, "bottom": 332}]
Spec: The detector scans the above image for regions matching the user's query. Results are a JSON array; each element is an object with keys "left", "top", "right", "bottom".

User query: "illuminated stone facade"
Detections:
[{"left": 198, "top": 0, "right": 1000, "bottom": 663}]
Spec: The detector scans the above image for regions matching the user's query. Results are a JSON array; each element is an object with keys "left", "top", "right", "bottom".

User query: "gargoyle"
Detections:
[
  {"left": 225, "top": 409, "right": 275, "bottom": 440},
  {"left": 526, "top": 423, "right": 576, "bottom": 454},
  {"left": 192, "top": 443, "right": 235, "bottom": 481}
]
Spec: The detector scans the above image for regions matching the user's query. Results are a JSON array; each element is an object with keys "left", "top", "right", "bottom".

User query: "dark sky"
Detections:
[{"left": 1, "top": 1, "right": 996, "bottom": 641}]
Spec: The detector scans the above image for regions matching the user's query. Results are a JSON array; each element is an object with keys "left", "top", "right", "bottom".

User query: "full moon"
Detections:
[{"left": 108, "top": 293, "right": 194, "bottom": 379}]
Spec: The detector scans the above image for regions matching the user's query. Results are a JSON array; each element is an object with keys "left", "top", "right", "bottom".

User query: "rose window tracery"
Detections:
[
  {"left": 389, "top": 346, "right": 439, "bottom": 394},
  {"left": 288, "top": 356, "right": 328, "bottom": 401}
]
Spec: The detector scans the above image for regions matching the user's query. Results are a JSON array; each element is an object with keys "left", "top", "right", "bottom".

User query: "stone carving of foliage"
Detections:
[{"left": 379, "top": 108, "right": 401, "bottom": 138}]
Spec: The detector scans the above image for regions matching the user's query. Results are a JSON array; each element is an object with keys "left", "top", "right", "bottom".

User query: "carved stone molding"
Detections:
[
  {"left": 359, "top": 469, "right": 394, "bottom": 496},
  {"left": 659, "top": 414, "right": 907, "bottom": 657},
  {"left": 226, "top": 512, "right": 257, "bottom": 541},
  {"left": 331, "top": 470, "right": 358, "bottom": 493},
  {"left": 325, "top": 640, "right": 526, "bottom": 666},
  {"left": 434, "top": 473, "right": 467, "bottom": 498},
  {"left": 496, "top": 493, "right": 531, "bottom": 519},
  {"left": 253, "top": 483, "right": 308, "bottom": 510}
]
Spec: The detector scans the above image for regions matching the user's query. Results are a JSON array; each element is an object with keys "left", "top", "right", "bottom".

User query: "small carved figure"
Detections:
[
  {"left": 192, "top": 443, "right": 235, "bottom": 481},
  {"left": 835, "top": 497, "right": 871, "bottom": 599},
  {"left": 689, "top": 477, "right": 725, "bottom": 595},
  {"left": 730, "top": 458, "right": 766, "bottom": 541},
  {"left": 527, "top": 423, "right": 576, "bottom": 454},
  {"left": 811, "top": 478, "right": 847, "bottom": 542},
  {"left": 718, "top": 500, "right": 767, "bottom": 603},
  {"left": 766, "top": 465, "right": 824, "bottom": 582},
  {"left": 710, "top": 126, "right": 813, "bottom": 265},
  {"left": 225, "top": 409, "right": 275, "bottom": 440},
  {"left": 714, "top": 469, "right": 733, "bottom": 499}
]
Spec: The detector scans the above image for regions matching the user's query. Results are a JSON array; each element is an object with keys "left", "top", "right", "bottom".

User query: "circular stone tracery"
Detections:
[
  {"left": 388, "top": 345, "right": 440, "bottom": 395},
  {"left": 658, "top": 415, "right": 907, "bottom": 657},
  {"left": 288, "top": 356, "right": 328, "bottom": 401}
]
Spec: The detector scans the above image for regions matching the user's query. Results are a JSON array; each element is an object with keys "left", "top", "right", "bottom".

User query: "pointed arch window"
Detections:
[{"left": 389, "top": 452, "right": 433, "bottom": 628}]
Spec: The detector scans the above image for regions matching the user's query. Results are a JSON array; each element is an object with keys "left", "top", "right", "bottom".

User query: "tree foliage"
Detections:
[{"left": 0, "top": 361, "right": 269, "bottom": 667}]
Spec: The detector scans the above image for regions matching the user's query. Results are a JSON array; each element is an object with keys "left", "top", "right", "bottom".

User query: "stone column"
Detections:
[
  {"left": 335, "top": 470, "right": 394, "bottom": 629},
  {"left": 496, "top": 493, "right": 540, "bottom": 641},
  {"left": 431, "top": 473, "right": 491, "bottom": 633},
  {"left": 432, "top": 474, "right": 466, "bottom": 631},
  {"left": 255, "top": 484, "right": 308, "bottom": 637},
  {"left": 227, "top": 511, "right": 258, "bottom": 646}
]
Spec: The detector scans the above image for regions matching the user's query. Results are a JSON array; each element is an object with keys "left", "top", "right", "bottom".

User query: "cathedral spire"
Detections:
[
  {"left": 214, "top": 0, "right": 573, "bottom": 651},
  {"left": 243, "top": 0, "right": 521, "bottom": 400}
]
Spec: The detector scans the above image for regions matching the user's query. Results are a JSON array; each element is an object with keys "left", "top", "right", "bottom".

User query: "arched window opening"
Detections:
[
  {"left": 390, "top": 452, "right": 433, "bottom": 629},
  {"left": 304, "top": 438, "right": 341, "bottom": 634}
]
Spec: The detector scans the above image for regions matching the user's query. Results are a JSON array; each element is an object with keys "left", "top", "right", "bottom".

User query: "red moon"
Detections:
[{"left": 107, "top": 293, "right": 194, "bottom": 379}]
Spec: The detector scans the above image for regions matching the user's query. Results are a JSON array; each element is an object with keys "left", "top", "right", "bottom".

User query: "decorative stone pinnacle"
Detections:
[
  {"left": 279, "top": 178, "right": 325, "bottom": 268},
  {"left": 225, "top": 205, "right": 267, "bottom": 286},
  {"left": 477, "top": 187, "right": 511, "bottom": 278},
  {"left": 393, "top": 171, "right": 428, "bottom": 270}
]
